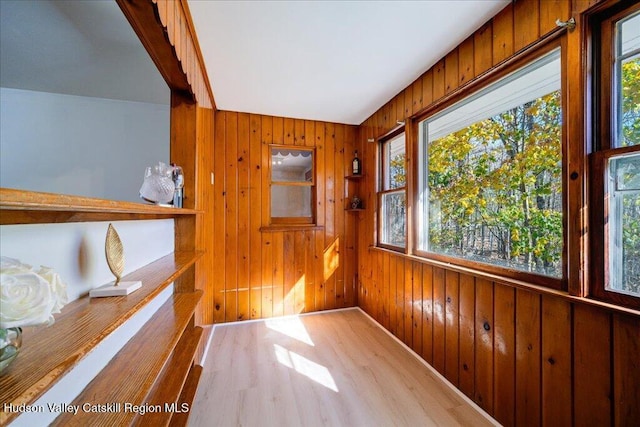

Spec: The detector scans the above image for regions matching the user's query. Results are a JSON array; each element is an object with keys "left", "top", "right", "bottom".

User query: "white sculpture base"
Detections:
[{"left": 90, "top": 281, "right": 142, "bottom": 298}]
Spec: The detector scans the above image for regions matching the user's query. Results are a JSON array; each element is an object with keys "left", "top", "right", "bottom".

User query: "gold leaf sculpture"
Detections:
[{"left": 105, "top": 223, "right": 124, "bottom": 286}]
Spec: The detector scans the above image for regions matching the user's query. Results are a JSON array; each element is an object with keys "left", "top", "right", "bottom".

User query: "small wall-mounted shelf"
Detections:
[
  {"left": 345, "top": 175, "right": 364, "bottom": 181},
  {"left": 346, "top": 208, "right": 365, "bottom": 212}
]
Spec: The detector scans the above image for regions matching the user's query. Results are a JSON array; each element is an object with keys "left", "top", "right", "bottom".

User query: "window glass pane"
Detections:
[
  {"left": 384, "top": 134, "right": 406, "bottom": 190},
  {"left": 272, "top": 149, "right": 313, "bottom": 182},
  {"left": 271, "top": 185, "right": 312, "bottom": 218},
  {"left": 381, "top": 191, "right": 406, "bottom": 247},
  {"left": 616, "top": 12, "right": 640, "bottom": 148},
  {"left": 620, "top": 12, "right": 640, "bottom": 55},
  {"left": 608, "top": 153, "right": 640, "bottom": 296},
  {"left": 419, "top": 49, "right": 563, "bottom": 277}
]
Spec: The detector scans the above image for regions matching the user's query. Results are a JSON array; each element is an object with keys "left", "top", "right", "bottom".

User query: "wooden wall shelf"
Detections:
[
  {"left": 345, "top": 175, "right": 364, "bottom": 180},
  {"left": 0, "top": 251, "right": 202, "bottom": 426},
  {"left": 0, "top": 187, "right": 201, "bottom": 225},
  {"left": 53, "top": 291, "right": 203, "bottom": 426}
]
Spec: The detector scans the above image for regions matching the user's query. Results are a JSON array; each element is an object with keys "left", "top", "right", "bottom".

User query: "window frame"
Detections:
[
  {"left": 590, "top": 2, "right": 640, "bottom": 309},
  {"left": 411, "top": 40, "right": 568, "bottom": 289},
  {"left": 377, "top": 128, "right": 407, "bottom": 252},
  {"left": 269, "top": 145, "right": 316, "bottom": 226}
]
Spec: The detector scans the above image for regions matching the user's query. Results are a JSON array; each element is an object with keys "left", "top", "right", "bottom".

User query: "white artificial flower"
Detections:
[
  {"left": 0, "top": 273, "right": 56, "bottom": 328},
  {"left": 37, "top": 266, "right": 68, "bottom": 313},
  {"left": 0, "top": 257, "right": 69, "bottom": 329},
  {"left": 0, "top": 257, "right": 32, "bottom": 275}
]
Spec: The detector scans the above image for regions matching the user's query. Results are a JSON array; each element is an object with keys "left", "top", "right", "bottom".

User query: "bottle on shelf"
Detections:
[{"left": 352, "top": 150, "right": 361, "bottom": 175}]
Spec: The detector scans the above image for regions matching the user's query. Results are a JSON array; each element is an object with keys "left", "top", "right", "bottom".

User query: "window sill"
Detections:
[
  {"left": 369, "top": 246, "right": 640, "bottom": 318},
  {"left": 260, "top": 224, "right": 325, "bottom": 232}
]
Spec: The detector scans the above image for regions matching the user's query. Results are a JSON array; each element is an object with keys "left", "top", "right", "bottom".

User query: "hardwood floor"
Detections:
[{"left": 189, "top": 308, "right": 497, "bottom": 427}]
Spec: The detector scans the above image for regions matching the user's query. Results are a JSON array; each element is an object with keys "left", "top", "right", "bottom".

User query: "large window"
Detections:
[
  {"left": 270, "top": 147, "right": 315, "bottom": 224},
  {"left": 418, "top": 49, "right": 563, "bottom": 279},
  {"left": 378, "top": 132, "right": 406, "bottom": 249},
  {"left": 592, "top": 4, "right": 640, "bottom": 307}
]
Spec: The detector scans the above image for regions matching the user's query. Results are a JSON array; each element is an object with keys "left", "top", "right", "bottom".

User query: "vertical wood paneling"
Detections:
[
  {"left": 324, "top": 123, "right": 337, "bottom": 310},
  {"left": 404, "top": 87, "right": 413, "bottom": 119},
  {"left": 458, "top": 274, "right": 475, "bottom": 399},
  {"left": 514, "top": 0, "right": 540, "bottom": 52},
  {"left": 249, "top": 115, "right": 263, "bottom": 319},
  {"left": 432, "top": 60, "right": 446, "bottom": 102},
  {"left": 412, "top": 262, "right": 423, "bottom": 356},
  {"left": 294, "top": 119, "right": 305, "bottom": 146},
  {"left": 444, "top": 270, "right": 460, "bottom": 387},
  {"left": 493, "top": 283, "right": 515, "bottom": 427},
  {"left": 224, "top": 112, "right": 238, "bottom": 322},
  {"left": 613, "top": 314, "right": 640, "bottom": 426},
  {"left": 475, "top": 279, "right": 494, "bottom": 414},
  {"left": 573, "top": 305, "right": 611, "bottom": 427},
  {"left": 474, "top": 22, "right": 493, "bottom": 76},
  {"left": 272, "top": 232, "right": 284, "bottom": 317},
  {"left": 412, "top": 78, "right": 423, "bottom": 114},
  {"left": 382, "top": 252, "right": 391, "bottom": 330},
  {"left": 236, "top": 113, "right": 250, "bottom": 321},
  {"left": 304, "top": 230, "right": 316, "bottom": 312},
  {"left": 284, "top": 118, "right": 294, "bottom": 145},
  {"left": 335, "top": 125, "right": 345, "bottom": 308},
  {"left": 260, "top": 116, "right": 273, "bottom": 318},
  {"left": 458, "top": 36, "right": 474, "bottom": 86},
  {"left": 404, "top": 260, "right": 413, "bottom": 348},
  {"left": 395, "top": 91, "right": 404, "bottom": 123},
  {"left": 214, "top": 112, "right": 356, "bottom": 322},
  {"left": 492, "top": 3, "right": 514, "bottom": 65},
  {"left": 541, "top": 296, "right": 573, "bottom": 426},
  {"left": 515, "top": 289, "right": 541, "bottom": 427},
  {"left": 213, "top": 112, "right": 226, "bottom": 324},
  {"left": 432, "top": 266, "right": 446, "bottom": 374},
  {"left": 293, "top": 230, "right": 306, "bottom": 314},
  {"left": 445, "top": 49, "right": 459, "bottom": 95},
  {"left": 283, "top": 231, "right": 295, "bottom": 316},
  {"left": 389, "top": 255, "right": 398, "bottom": 336},
  {"left": 421, "top": 264, "right": 434, "bottom": 364},
  {"left": 396, "top": 257, "right": 406, "bottom": 342},
  {"left": 422, "top": 70, "right": 433, "bottom": 109},
  {"left": 315, "top": 122, "right": 326, "bottom": 311}
]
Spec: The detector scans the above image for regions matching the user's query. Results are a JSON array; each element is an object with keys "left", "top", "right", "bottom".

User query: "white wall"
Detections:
[
  {"left": 0, "top": 220, "right": 174, "bottom": 301},
  {"left": 0, "top": 87, "right": 169, "bottom": 202}
]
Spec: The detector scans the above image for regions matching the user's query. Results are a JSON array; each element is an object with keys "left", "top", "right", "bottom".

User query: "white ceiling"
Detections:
[{"left": 188, "top": 0, "right": 509, "bottom": 125}]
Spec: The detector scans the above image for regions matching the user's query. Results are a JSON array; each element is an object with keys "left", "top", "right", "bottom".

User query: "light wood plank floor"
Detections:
[{"left": 189, "top": 308, "right": 496, "bottom": 427}]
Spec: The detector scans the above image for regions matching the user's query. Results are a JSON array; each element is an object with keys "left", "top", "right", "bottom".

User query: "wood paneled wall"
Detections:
[
  {"left": 356, "top": 0, "right": 639, "bottom": 425},
  {"left": 212, "top": 112, "right": 359, "bottom": 322},
  {"left": 133, "top": 0, "right": 216, "bottom": 329},
  {"left": 359, "top": 254, "right": 640, "bottom": 426}
]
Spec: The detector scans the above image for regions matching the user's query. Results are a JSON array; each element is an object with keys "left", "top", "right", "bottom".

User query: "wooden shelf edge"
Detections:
[
  {"left": 260, "top": 224, "right": 325, "bottom": 232},
  {"left": 0, "top": 187, "right": 202, "bottom": 225},
  {"left": 0, "top": 252, "right": 202, "bottom": 425},
  {"left": 345, "top": 175, "right": 364, "bottom": 180},
  {"left": 52, "top": 290, "right": 203, "bottom": 426},
  {"left": 345, "top": 208, "right": 365, "bottom": 212},
  {"left": 135, "top": 326, "right": 203, "bottom": 426},
  {"left": 169, "top": 364, "right": 203, "bottom": 427}
]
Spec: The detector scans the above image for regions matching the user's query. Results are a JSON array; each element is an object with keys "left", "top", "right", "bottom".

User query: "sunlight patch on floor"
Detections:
[
  {"left": 265, "top": 316, "right": 315, "bottom": 346},
  {"left": 274, "top": 343, "right": 339, "bottom": 392}
]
